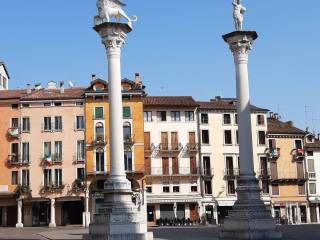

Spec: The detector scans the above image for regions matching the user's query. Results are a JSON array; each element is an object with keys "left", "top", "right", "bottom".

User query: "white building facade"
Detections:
[
  {"left": 197, "top": 97, "right": 270, "bottom": 224},
  {"left": 0, "top": 62, "right": 9, "bottom": 90},
  {"left": 143, "top": 96, "right": 203, "bottom": 225}
]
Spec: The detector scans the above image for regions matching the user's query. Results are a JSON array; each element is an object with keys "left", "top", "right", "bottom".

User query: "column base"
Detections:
[
  {"left": 15, "top": 223, "right": 23, "bottom": 228},
  {"left": 86, "top": 176, "right": 153, "bottom": 240},
  {"left": 83, "top": 212, "right": 91, "bottom": 228},
  {"left": 219, "top": 176, "right": 282, "bottom": 240},
  {"left": 49, "top": 223, "right": 56, "bottom": 228}
]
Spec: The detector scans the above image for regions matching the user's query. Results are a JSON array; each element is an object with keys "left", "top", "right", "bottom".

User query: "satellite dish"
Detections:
[{"left": 69, "top": 81, "right": 74, "bottom": 88}]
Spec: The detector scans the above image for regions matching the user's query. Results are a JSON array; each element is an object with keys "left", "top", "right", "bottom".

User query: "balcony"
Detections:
[
  {"left": 158, "top": 143, "right": 183, "bottom": 157},
  {"left": 202, "top": 168, "right": 214, "bottom": 176},
  {"left": 16, "top": 185, "right": 31, "bottom": 194},
  {"left": 293, "top": 148, "right": 305, "bottom": 161},
  {"left": 40, "top": 183, "right": 65, "bottom": 194},
  {"left": 71, "top": 179, "right": 87, "bottom": 193},
  {"left": 270, "top": 171, "right": 307, "bottom": 183},
  {"left": 224, "top": 168, "right": 240, "bottom": 179},
  {"left": 7, "top": 127, "right": 20, "bottom": 138},
  {"left": 186, "top": 143, "right": 200, "bottom": 155},
  {"left": 258, "top": 168, "right": 271, "bottom": 179},
  {"left": 124, "top": 135, "right": 135, "bottom": 146},
  {"left": 265, "top": 148, "right": 280, "bottom": 159},
  {"left": 92, "top": 135, "right": 106, "bottom": 146},
  {"left": 41, "top": 154, "right": 62, "bottom": 166},
  {"left": 7, "top": 155, "right": 30, "bottom": 166},
  {"left": 147, "top": 167, "right": 200, "bottom": 178},
  {"left": 144, "top": 143, "right": 155, "bottom": 156}
]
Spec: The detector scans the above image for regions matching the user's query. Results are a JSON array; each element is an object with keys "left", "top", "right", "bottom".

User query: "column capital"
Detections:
[
  {"left": 94, "top": 22, "right": 132, "bottom": 55},
  {"left": 223, "top": 31, "right": 258, "bottom": 63}
]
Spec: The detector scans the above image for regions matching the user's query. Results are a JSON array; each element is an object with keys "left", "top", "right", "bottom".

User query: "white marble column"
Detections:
[
  {"left": 49, "top": 199, "right": 56, "bottom": 228},
  {"left": 15, "top": 199, "right": 23, "bottom": 228},
  {"left": 220, "top": 31, "right": 281, "bottom": 239},
  {"left": 173, "top": 202, "right": 177, "bottom": 219},
  {"left": 213, "top": 205, "right": 219, "bottom": 225},
  {"left": 316, "top": 204, "right": 320, "bottom": 223},
  {"left": 297, "top": 204, "right": 301, "bottom": 224},
  {"left": 270, "top": 204, "right": 275, "bottom": 218},
  {"left": 306, "top": 204, "right": 311, "bottom": 223},
  {"left": 83, "top": 190, "right": 91, "bottom": 228}
]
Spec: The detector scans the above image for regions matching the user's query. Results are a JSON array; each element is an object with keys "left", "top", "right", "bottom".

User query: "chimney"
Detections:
[
  {"left": 27, "top": 84, "right": 32, "bottom": 94},
  {"left": 286, "top": 121, "right": 293, "bottom": 126},
  {"left": 135, "top": 73, "right": 142, "bottom": 88},
  {"left": 60, "top": 81, "right": 65, "bottom": 94},
  {"left": 91, "top": 74, "right": 97, "bottom": 82}
]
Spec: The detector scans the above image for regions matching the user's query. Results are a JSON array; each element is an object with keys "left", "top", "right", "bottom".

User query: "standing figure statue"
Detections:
[
  {"left": 96, "top": 0, "right": 137, "bottom": 28},
  {"left": 233, "top": 0, "right": 246, "bottom": 31}
]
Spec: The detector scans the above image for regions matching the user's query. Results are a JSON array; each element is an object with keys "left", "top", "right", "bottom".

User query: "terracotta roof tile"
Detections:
[
  {"left": 305, "top": 138, "right": 320, "bottom": 149},
  {"left": 20, "top": 88, "right": 85, "bottom": 101},
  {"left": 0, "top": 89, "right": 26, "bottom": 100},
  {"left": 144, "top": 96, "right": 198, "bottom": 108},
  {"left": 197, "top": 99, "right": 268, "bottom": 112},
  {"left": 267, "top": 118, "right": 305, "bottom": 135}
]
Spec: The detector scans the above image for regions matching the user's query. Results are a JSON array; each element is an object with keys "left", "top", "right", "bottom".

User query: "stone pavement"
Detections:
[{"left": 0, "top": 225, "right": 320, "bottom": 240}]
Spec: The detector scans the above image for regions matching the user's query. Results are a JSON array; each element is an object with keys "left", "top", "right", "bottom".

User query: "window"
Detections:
[
  {"left": 205, "top": 181, "right": 212, "bottom": 194},
  {"left": 236, "top": 130, "right": 239, "bottom": 144},
  {"left": 11, "top": 104, "right": 18, "bottom": 109},
  {"left": 163, "top": 186, "right": 170, "bottom": 193},
  {"left": 157, "top": 111, "right": 167, "bottom": 122},
  {"left": 272, "top": 185, "right": 279, "bottom": 196},
  {"left": 258, "top": 131, "right": 266, "bottom": 145},
  {"left": 11, "top": 171, "right": 18, "bottom": 185},
  {"left": 22, "top": 117, "right": 30, "bottom": 132},
  {"left": 95, "top": 149, "right": 105, "bottom": 172},
  {"left": 123, "top": 122, "right": 132, "bottom": 141},
  {"left": 201, "top": 113, "right": 208, "bottom": 124},
  {"left": 76, "top": 102, "right": 83, "bottom": 106},
  {"left": 77, "top": 140, "right": 85, "bottom": 161},
  {"left": 257, "top": 115, "right": 265, "bottom": 125},
  {"left": 43, "top": 117, "right": 52, "bottom": 131},
  {"left": 173, "top": 185, "right": 180, "bottom": 193},
  {"left": 95, "top": 107, "right": 104, "bottom": 119},
  {"left": 223, "top": 114, "right": 231, "bottom": 125},
  {"left": 43, "top": 102, "right": 51, "bottom": 107},
  {"left": 202, "top": 130, "right": 209, "bottom": 144},
  {"left": 54, "top": 169, "right": 63, "bottom": 187},
  {"left": 235, "top": 114, "right": 238, "bottom": 124},
  {"left": 298, "top": 184, "right": 306, "bottom": 195},
  {"left": 269, "top": 139, "right": 276, "bottom": 149},
  {"left": 54, "top": 116, "right": 62, "bottom": 131},
  {"left": 171, "top": 111, "right": 181, "bottom": 121},
  {"left": 262, "top": 180, "right": 269, "bottom": 194},
  {"left": 44, "top": 142, "right": 52, "bottom": 159},
  {"left": 54, "top": 141, "right": 62, "bottom": 162},
  {"left": 11, "top": 143, "right": 19, "bottom": 162},
  {"left": 94, "top": 96, "right": 103, "bottom": 101},
  {"left": 146, "top": 186, "right": 152, "bottom": 193},
  {"left": 77, "top": 168, "right": 85, "bottom": 182},
  {"left": 224, "top": 130, "right": 232, "bottom": 145},
  {"left": 44, "top": 169, "right": 52, "bottom": 187},
  {"left": 144, "top": 111, "right": 152, "bottom": 122},
  {"left": 76, "top": 116, "right": 84, "bottom": 130},
  {"left": 227, "top": 180, "right": 236, "bottom": 194},
  {"left": 123, "top": 107, "right": 131, "bottom": 119},
  {"left": 22, "top": 103, "right": 30, "bottom": 108},
  {"left": 22, "top": 142, "right": 29, "bottom": 163},
  {"left": 22, "top": 170, "right": 29, "bottom": 187},
  {"left": 308, "top": 159, "right": 315, "bottom": 172},
  {"left": 295, "top": 139, "right": 302, "bottom": 149},
  {"left": 309, "top": 183, "right": 316, "bottom": 195},
  {"left": 11, "top": 118, "right": 19, "bottom": 128},
  {"left": 54, "top": 102, "right": 62, "bottom": 107},
  {"left": 191, "top": 185, "right": 198, "bottom": 193},
  {"left": 3, "top": 77, "right": 7, "bottom": 89},
  {"left": 185, "top": 111, "right": 194, "bottom": 121},
  {"left": 307, "top": 151, "right": 314, "bottom": 156},
  {"left": 203, "top": 156, "right": 211, "bottom": 175},
  {"left": 124, "top": 149, "right": 133, "bottom": 172},
  {"left": 95, "top": 122, "right": 104, "bottom": 140}
]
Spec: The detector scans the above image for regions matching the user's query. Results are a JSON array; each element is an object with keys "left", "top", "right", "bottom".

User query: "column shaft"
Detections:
[
  {"left": 316, "top": 204, "right": 320, "bottom": 223},
  {"left": 49, "top": 199, "right": 56, "bottom": 227},
  {"left": 16, "top": 200, "right": 23, "bottom": 228}
]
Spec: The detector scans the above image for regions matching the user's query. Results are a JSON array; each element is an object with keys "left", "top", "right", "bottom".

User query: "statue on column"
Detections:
[
  {"left": 233, "top": 0, "right": 246, "bottom": 31},
  {"left": 96, "top": 0, "right": 137, "bottom": 27}
]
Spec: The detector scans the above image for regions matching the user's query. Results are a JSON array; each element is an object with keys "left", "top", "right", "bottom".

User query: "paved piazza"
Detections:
[{"left": 0, "top": 225, "right": 319, "bottom": 240}]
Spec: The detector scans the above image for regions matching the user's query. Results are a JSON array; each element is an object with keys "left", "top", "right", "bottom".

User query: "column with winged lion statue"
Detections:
[{"left": 85, "top": 1, "right": 153, "bottom": 240}]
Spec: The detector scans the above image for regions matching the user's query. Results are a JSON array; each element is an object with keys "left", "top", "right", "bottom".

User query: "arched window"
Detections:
[
  {"left": 123, "top": 122, "right": 131, "bottom": 141},
  {"left": 124, "top": 148, "right": 132, "bottom": 172},
  {"left": 95, "top": 122, "right": 104, "bottom": 140},
  {"left": 95, "top": 148, "right": 105, "bottom": 172}
]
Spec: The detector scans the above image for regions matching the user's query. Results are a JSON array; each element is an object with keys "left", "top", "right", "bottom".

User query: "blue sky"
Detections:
[{"left": 1, "top": 0, "right": 320, "bottom": 132}]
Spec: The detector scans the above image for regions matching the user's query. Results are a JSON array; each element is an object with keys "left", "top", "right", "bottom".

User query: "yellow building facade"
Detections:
[
  {"left": 267, "top": 116, "right": 308, "bottom": 224},
  {"left": 84, "top": 75, "right": 146, "bottom": 216}
]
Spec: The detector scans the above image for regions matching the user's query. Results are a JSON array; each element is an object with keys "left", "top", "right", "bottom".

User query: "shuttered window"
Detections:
[{"left": 123, "top": 107, "right": 131, "bottom": 119}]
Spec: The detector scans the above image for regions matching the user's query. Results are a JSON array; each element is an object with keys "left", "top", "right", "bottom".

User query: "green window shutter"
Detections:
[
  {"left": 123, "top": 107, "right": 131, "bottom": 118},
  {"left": 95, "top": 107, "right": 104, "bottom": 119}
]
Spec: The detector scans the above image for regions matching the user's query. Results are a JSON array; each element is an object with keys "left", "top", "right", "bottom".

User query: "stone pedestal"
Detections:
[
  {"left": 85, "top": 21, "right": 152, "bottom": 240},
  {"left": 219, "top": 31, "right": 282, "bottom": 239}
]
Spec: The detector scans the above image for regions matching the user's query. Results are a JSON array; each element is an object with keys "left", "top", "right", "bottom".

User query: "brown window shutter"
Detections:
[
  {"left": 171, "top": 132, "right": 178, "bottom": 150},
  {"left": 172, "top": 157, "right": 179, "bottom": 174},
  {"left": 162, "top": 157, "right": 169, "bottom": 175},
  {"left": 161, "top": 132, "right": 168, "bottom": 150}
]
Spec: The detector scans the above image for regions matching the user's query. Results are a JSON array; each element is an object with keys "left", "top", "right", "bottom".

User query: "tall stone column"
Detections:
[
  {"left": 219, "top": 31, "right": 282, "bottom": 239},
  {"left": 49, "top": 198, "right": 56, "bottom": 228},
  {"left": 86, "top": 21, "right": 152, "bottom": 240},
  {"left": 316, "top": 204, "right": 320, "bottom": 223},
  {"left": 15, "top": 199, "right": 23, "bottom": 228},
  {"left": 83, "top": 190, "right": 90, "bottom": 228}
]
